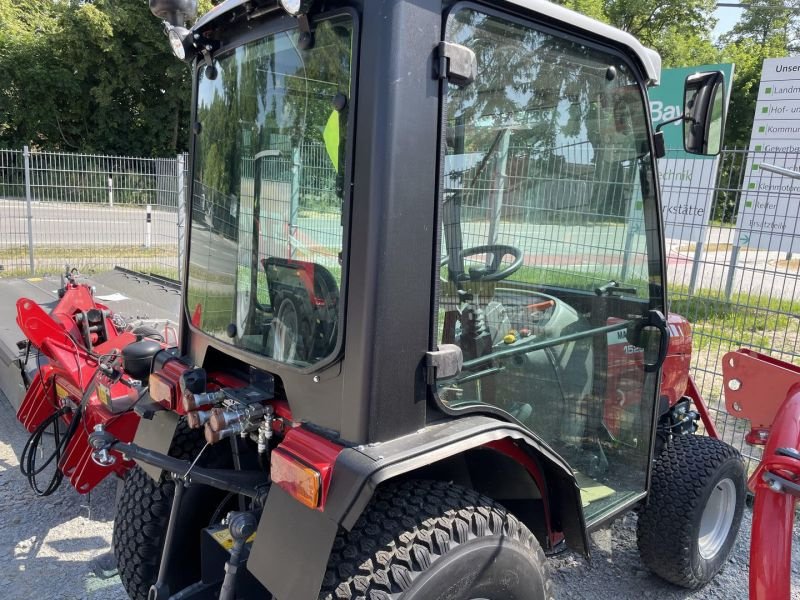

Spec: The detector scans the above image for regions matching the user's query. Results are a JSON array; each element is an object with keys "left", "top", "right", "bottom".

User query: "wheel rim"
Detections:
[{"left": 698, "top": 477, "right": 737, "bottom": 560}]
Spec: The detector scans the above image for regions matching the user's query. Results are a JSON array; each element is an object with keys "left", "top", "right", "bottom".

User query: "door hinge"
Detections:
[{"left": 434, "top": 41, "right": 477, "bottom": 87}]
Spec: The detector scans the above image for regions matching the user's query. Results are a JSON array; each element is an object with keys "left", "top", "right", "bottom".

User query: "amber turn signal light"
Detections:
[{"left": 270, "top": 449, "right": 321, "bottom": 509}]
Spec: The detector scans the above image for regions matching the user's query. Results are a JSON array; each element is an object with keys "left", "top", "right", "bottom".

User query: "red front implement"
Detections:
[
  {"left": 723, "top": 349, "right": 800, "bottom": 600},
  {"left": 15, "top": 269, "right": 156, "bottom": 495}
]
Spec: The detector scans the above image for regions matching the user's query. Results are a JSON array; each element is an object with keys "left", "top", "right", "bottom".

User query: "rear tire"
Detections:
[
  {"left": 319, "top": 479, "right": 554, "bottom": 600},
  {"left": 637, "top": 434, "right": 745, "bottom": 589},
  {"left": 113, "top": 421, "right": 230, "bottom": 600}
]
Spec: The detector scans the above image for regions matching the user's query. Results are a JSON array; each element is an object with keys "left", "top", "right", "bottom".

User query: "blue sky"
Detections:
[{"left": 712, "top": 4, "right": 746, "bottom": 40}]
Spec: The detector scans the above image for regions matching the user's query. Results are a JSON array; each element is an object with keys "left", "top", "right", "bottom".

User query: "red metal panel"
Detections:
[
  {"left": 722, "top": 349, "right": 800, "bottom": 444},
  {"left": 484, "top": 438, "right": 562, "bottom": 547},
  {"left": 683, "top": 375, "right": 719, "bottom": 439}
]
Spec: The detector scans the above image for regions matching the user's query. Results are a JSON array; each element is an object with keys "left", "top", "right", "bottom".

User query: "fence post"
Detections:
[
  {"left": 145, "top": 204, "right": 152, "bottom": 248},
  {"left": 23, "top": 146, "right": 35, "bottom": 274},
  {"left": 289, "top": 146, "right": 301, "bottom": 259},
  {"left": 688, "top": 240, "right": 703, "bottom": 295},
  {"left": 486, "top": 129, "right": 510, "bottom": 257},
  {"left": 724, "top": 244, "right": 740, "bottom": 301},
  {"left": 176, "top": 154, "right": 186, "bottom": 280},
  {"left": 107, "top": 175, "right": 114, "bottom": 207}
]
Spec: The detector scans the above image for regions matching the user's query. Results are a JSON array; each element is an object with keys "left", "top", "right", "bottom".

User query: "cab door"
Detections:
[{"left": 434, "top": 6, "right": 667, "bottom": 526}]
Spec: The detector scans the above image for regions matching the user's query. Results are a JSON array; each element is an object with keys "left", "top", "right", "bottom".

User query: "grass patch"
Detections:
[
  {"left": 670, "top": 286, "right": 800, "bottom": 335},
  {"left": 708, "top": 220, "right": 736, "bottom": 229},
  {"left": 0, "top": 245, "right": 175, "bottom": 260}
]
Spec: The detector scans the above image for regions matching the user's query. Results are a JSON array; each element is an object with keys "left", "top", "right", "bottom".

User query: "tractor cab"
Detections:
[{"left": 86, "top": 1, "right": 737, "bottom": 598}]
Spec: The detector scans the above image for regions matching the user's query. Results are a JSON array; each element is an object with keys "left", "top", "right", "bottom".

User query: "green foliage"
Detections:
[
  {"left": 718, "top": 3, "right": 794, "bottom": 149},
  {"left": 0, "top": 0, "right": 217, "bottom": 155}
]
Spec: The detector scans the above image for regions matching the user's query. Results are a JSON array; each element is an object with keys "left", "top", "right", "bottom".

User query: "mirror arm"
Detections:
[{"left": 655, "top": 114, "right": 693, "bottom": 133}]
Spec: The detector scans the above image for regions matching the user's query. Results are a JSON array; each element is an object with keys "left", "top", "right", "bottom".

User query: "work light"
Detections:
[
  {"left": 279, "top": 0, "right": 314, "bottom": 16},
  {"left": 168, "top": 26, "right": 192, "bottom": 60}
]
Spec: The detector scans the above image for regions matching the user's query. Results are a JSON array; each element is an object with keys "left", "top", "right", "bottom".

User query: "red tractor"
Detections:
[{"left": 13, "top": 1, "right": 746, "bottom": 599}]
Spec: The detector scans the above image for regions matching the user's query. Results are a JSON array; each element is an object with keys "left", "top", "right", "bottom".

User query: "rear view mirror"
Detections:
[{"left": 683, "top": 71, "right": 726, "bottom": 156}]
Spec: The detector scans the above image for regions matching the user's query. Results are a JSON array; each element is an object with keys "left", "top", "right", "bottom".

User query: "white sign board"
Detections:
[
  {"left": 736, "top": 57, "right": 800, "bottom": 251},
  {"left": 658, "top": 158, "right": 719, "bottom": 241}
]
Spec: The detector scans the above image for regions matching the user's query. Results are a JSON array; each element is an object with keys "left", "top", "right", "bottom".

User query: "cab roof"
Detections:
[{"left": 192, "top": 0, "right": 661, "bottom": 85}]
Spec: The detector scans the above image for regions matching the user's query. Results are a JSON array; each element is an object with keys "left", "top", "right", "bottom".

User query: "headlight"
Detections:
[
  {"left": 168, "top": 26, "right": 191, "bottom": 60},
  {"left": 279, "top": 0, "right": 314, "bottom": 17}
]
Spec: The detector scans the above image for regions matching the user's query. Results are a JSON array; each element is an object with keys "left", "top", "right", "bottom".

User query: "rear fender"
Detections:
[{"left": 247, "top": 415, "right": 587, "bottom": 600}]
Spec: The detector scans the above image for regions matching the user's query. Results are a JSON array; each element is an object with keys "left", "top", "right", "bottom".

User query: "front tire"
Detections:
[
  {"left": 637, "top": 434, "right": 746, "bottom": 589},
  {"left": 319, "top": 479, "right": 554, "bottom": 600}
]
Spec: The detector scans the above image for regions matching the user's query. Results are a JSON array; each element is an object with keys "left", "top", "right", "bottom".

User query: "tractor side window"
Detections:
[
  {"left": 436, "top": 8, "right": 665, "bottom": 525},
  {"left": 186, "top": 15, "right": 353, "bottom": 368}
]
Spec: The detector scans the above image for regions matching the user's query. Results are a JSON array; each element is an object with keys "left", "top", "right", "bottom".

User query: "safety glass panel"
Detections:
[
  {"left": 437, "top": 8, "right": 665, "bottom": 524},
  {"left": 187, "top": 15, "right": 353, "bottom": 368}
]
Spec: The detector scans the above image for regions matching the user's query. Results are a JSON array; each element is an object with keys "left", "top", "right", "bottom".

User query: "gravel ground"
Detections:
[
  {"left": 1, "top": 391, "right": 800, "bottom": 600},
  {"left": 0, "top": 393, "right": 126, "bottom": 600}
]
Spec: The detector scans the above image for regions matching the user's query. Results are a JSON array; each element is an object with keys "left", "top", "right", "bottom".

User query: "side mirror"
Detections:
[{"left": 683, "top": 71, "right": 726, "bottom": 156}]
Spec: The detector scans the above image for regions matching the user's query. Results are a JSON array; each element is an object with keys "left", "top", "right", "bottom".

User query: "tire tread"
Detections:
[{"left": 319, "top": 479, "right": 553, "bottom": 600}]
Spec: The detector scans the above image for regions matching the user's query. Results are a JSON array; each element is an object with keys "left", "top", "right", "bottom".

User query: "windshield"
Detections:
[{"left": 186, "top": 15, "right": 353, "bottom": 368}]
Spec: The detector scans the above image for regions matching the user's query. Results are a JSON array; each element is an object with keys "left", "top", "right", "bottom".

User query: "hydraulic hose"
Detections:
[{"left": 19, "top": 405, "right": 81, "bottom": 496}]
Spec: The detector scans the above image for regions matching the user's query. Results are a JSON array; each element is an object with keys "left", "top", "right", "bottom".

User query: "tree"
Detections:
[
  {"left": 0, "top": 0, "right": 216, "bottom": 155},
  {"left": 718, "top": 1, "right": 796, "bottom": 148}
]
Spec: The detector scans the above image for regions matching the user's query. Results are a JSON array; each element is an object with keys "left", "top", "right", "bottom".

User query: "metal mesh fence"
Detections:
[
  {"left": 0, "top": 149, "right": 29, "bottom": 273},
  {"left": 662, "top": 147, "right": 800, "bottom": 471},
  {"left": 2, "top": 144, "right": 799, "bottom": 470},
  {"left": 0, "top": 147, "right": 186, "bottom": 278}
]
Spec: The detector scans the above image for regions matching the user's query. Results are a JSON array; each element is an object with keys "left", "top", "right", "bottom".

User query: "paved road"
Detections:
[{"left": 0, "top": 199, "right": 179, "bottom": 248}]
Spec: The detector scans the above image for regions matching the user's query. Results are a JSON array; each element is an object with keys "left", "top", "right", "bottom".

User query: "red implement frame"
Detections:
[
  {"left": 722, "top": 349, "right": 800, "bottom": 600},
  {"left": 16, "top": 284, "right": 147, "bottom": 494}
]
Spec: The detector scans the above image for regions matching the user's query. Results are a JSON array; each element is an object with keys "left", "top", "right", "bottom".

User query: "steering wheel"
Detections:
[{"left": 442, "top": 245, "right": 524, "bottom": 282}]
